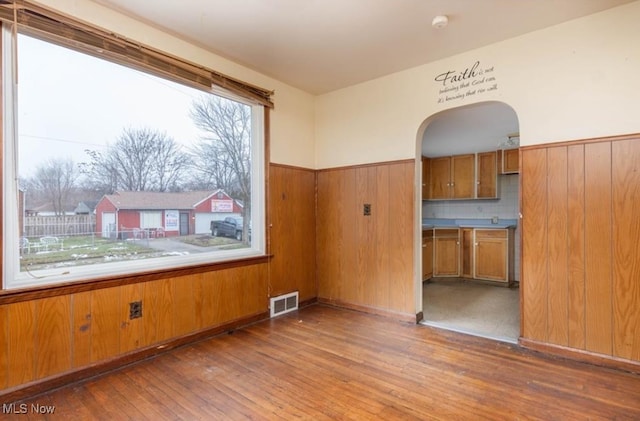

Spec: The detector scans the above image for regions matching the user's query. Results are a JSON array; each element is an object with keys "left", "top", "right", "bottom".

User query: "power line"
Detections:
[{"left": 19, "top": 133, "right": 107, "bottom": 148}]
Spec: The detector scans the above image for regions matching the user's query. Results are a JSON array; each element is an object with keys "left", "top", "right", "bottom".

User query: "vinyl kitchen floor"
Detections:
[{"left": 421, "top": 278, "right": 520, "bottom": 343}]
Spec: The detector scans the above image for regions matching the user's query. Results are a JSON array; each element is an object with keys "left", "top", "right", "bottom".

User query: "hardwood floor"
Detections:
[{"left": 5, "top": 304, "right": 640, "bottom": 420}]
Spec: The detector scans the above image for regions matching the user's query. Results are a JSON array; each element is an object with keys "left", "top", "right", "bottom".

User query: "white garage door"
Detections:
[{"left": 195, "top": 213, "right": 217, "bottom": 234}]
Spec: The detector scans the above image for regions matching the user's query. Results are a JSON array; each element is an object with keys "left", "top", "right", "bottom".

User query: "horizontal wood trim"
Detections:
[
  {"left": 520, "top": 337, "right": 640, "bottom": 375},
  {"left": 316, "top": 158, "right": 415, "bottom": 173},
  {"left": 0, "top": 255, "right": 271, "bottom": 305},
  {"left": 269, "top": 162, "right": 316, "bottom": 173},
  {"left": 520, "top": 132, "right": 640, "bottom": 151},
  {"left": 318, "top": 297, "right": 417, "bottom": 324},
  {"left": 0, "top": 310, "right": 269, "bottom": 403}
]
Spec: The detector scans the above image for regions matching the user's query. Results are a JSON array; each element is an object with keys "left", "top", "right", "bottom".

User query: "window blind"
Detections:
[{"left": 0, "top": 0, "right": 274, "bottom": 107}]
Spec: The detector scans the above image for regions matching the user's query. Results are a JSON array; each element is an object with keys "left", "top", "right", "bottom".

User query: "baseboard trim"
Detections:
[
  {"left": 318, "top": 297, "right": 416, "bottom": 323},
  {"left": 0, "top": 311, "right": 270, "bottom": 403},
  {"left": 519, "top": 337, "right": 640, "bottom": 375}
]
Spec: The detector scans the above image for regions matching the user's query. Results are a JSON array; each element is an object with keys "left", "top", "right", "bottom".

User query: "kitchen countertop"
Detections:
[{"left": 422, "top": 218, "right": 518, "bottom": 229}]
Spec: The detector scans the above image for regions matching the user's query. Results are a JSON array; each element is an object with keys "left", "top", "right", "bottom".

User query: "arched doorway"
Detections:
[{"left": 417, "top": 101, "right": 521, "bottom": 343}]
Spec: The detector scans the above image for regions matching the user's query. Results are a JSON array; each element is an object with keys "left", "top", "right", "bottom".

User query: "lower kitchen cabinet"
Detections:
[
  {"left": 427, "top": 226, "right": 515, "bottom": 284},
  {"left": 434, "top": 228, "right": 460, "bottom": 277},
  {"left": 461, "top": 228, "right": 473, "bottom": 278},
  {"left": 473, "top": 228, "right": 515, "bottom": 284},
  {"left": 422, "top": 229, "right": 433, "bottom": 280}
]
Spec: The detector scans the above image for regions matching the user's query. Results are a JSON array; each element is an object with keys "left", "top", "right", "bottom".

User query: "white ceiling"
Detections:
[
  {"left": 94, "top": 0, "right": 634, "bottom": 95},
  {"left": 421, "top": 102, "right": 519, "bottom": 157},
  {"left": 91, "top": 0, "right": 632, "bottom": 156}
]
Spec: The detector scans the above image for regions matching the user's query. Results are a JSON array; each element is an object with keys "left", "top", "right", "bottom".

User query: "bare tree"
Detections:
[
  {"left": 80, "top": 128, "right": 191, "bottom": 193},
  {"left": 29, "top": 157, "right": 77, "bottom": 216},
  {"left": 190, "top": 95, "right": 252, "bottom": 242}
]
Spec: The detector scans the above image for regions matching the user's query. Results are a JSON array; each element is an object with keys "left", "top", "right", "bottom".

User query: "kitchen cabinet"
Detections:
[
  {"left": 429, "top": 154, "right": 475, "bottom": 199},
  {"left": 473, "top": 228, "right": 514, "bottom": 284},
  {"left": 499, "top": 148, "right": 519, "bottom": 174},
  {"left": 461, "top": 228, "right": 473, "bottom": 278},
  {"left": 421, "top": 157, "right": 431, "bottom": 200},
  {"left": 422, "top": 228, "right": 433, "bottom": 280},
  {"left": 476, "top": 151, "right": 497, "bottom": 198},
  {"left": 434, "top": 228, "right": 460, "bottom": 276}
]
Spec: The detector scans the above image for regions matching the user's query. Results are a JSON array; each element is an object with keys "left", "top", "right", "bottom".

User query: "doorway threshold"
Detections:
[{"left": 419, "top": 320, "right": 518, "bottom": 345}]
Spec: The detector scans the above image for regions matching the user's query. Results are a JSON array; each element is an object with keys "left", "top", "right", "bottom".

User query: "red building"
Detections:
[{"left": 95, "top": 190, "right": 243, "bottom": 238}]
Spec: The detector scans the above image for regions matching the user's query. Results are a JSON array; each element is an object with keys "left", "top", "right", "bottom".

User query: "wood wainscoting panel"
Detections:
[
  {"left": 317, "top": 160, "right": 415, "bottom": 317},
  {"left": 268, "top": 164, "right": 317, "bottom": 302},
  {"left": 374, "top": 164, "right": 391, "bottom": 308},
  {"left": 119, "top": 283, "right": 143, "bottom": 354},
  {"left": 567, "top": 144, "right": 586, "bottom": 350},
  {"left": 155, "top": 278, "right": 176, "bottom": 343},
  {"left": 90, "top": 287, "right": 121, "bottom": 363},
  {"left": 317, "top": 168, "right": 343, "bottom": 301},
  {"left": 193, "top": 273, "right": 214, "bottom": 330},
  {"left": 342, "top": 167, "right": 358, "bottom": 305},
  {"left": 521, "top": 148, "right": 548, "bottom": 341},
  {"left": 356, "top": 165, "right": 377, "bottom": 307},
  {"left": 1, "top": 260, "right": 270, "bottom": 396},
  {"left": 584, "top": 142, "right": 612, "bottom": 356},
  {"left": 141, "top": 280, "right": 160, "bottom": 346},
  {"left": 546, "top": 146, "right": 569, "bottom": 346},
  {"left": 521, "top": 134, "right": 640, "bottom": 366},
  {"left": 612, "top": 138, "right": 640, "bottom": 360},
  {"left": 71, "top": 291, "right": 93, "bottom": 368},
  {"left": 7, "top": 301, "right": 36, "bottom": 387},
  {"left": 387, "top": 161, "right": 414, "bottom": 313},
  {"left": 173, "top": 277, "right": 196, "bottom": 337},
  {"left": 0, "top": 305, "right": 8, "bottom": 389},
  {"left": 35, "top": 295, "right": 72, "bottom": 379}
]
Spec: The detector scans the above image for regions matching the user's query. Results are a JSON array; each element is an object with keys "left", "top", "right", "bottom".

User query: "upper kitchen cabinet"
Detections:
[
  {"left": 422, "top": 157, "right": 431, "bottom": 200},
  {"left": 499, "top": 148, "right": 519, "bottom": 174},
  {"left": 476, "top": 151, "right": 498, "bottom": 198},
  {"left": 424, "top": 152, "right": 496, "bottom": 200},
  {"left": 429, "top": 154, "right": 475, "bottom": 199}
]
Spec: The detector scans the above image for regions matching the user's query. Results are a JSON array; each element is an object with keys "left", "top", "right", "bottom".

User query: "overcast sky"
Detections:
[{"left": 18, "top": 33, "right": 206, "bottom": 178}]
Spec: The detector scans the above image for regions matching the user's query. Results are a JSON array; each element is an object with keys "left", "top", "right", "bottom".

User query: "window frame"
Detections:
[{"left": 1, "top": 21, "right": 268, "bottom": 291}]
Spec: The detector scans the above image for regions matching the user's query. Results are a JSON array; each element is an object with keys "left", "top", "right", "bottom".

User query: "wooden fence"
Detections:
[{"left": 23, "top": 215, "right": 96, "bottom": 238}]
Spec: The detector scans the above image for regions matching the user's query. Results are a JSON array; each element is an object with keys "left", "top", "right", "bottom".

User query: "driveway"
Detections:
[{"left": 145, "top": 237, "right": 209, "bottom": 254}]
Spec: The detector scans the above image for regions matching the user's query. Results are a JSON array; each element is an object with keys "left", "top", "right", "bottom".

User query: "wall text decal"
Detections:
[{"left": 435, "top": 61, "right": 497, "bottom": 104}]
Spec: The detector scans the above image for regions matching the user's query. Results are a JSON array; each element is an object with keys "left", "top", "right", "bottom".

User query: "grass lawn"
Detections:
[
  {"left": 20, "top": 235, "right": 157, "bottom": 271},
  {"left": 20, "top": 234, "right": 251, "bottom": 272},
  {"left": 179, "top": 234, "right": 243, "bottom": 247}
]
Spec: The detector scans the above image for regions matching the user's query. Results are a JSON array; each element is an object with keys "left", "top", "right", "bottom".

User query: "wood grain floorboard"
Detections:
[{"left": 5, "top": 304, "right": 640, "bottom": 420}]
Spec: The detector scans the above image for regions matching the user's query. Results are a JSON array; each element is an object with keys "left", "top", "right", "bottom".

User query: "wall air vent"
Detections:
[{"left": 270, "top": 291, "right": 299, "bottom": 318}]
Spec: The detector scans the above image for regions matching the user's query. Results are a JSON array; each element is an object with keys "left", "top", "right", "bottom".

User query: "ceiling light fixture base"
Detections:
[{"left": 432, "top": 15, "right": 449, "bottom": 29}]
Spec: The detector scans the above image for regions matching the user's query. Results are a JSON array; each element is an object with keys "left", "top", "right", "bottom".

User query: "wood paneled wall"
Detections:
[
  {"left": 0, "top": 265, "right": 269, "bottom": 391},
  {"left": 316, "top": 160, "right": 415, "bottom": 318},
  {"left": 268, "top": 164, "right": 317, "bottom": 301},
  {"left": 0, "top": 163, "right": 319, "bottom": 396},
  {"left": 521, "top": 134, "right": 640, "bottom": 362}
]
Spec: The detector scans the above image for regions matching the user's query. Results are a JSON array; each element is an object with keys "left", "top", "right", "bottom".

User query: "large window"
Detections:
[{"left": 3, "top": 27, "right": 265, "bottom": 289}]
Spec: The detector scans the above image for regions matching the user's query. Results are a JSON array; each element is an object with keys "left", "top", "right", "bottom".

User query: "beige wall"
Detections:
[
  {"left": 315, "top": 1, "right": 640, "bottom": 169},
  {"left": 37, "top": 0, "right": 316, "bottom": 168},
  {"left": 36, "top": 1, "right": 640, "bottom": 170}
]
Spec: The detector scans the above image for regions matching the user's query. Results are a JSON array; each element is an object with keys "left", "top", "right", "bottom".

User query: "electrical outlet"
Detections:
[
  {"left": 363, "top": 204, "right": 372, "bottom": 216},
  {"left": 491, "top": 216, "right": 499, "bottom": 224},
  {"left": 129, "top": 301, "right": 142, "bottom": 319}
]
